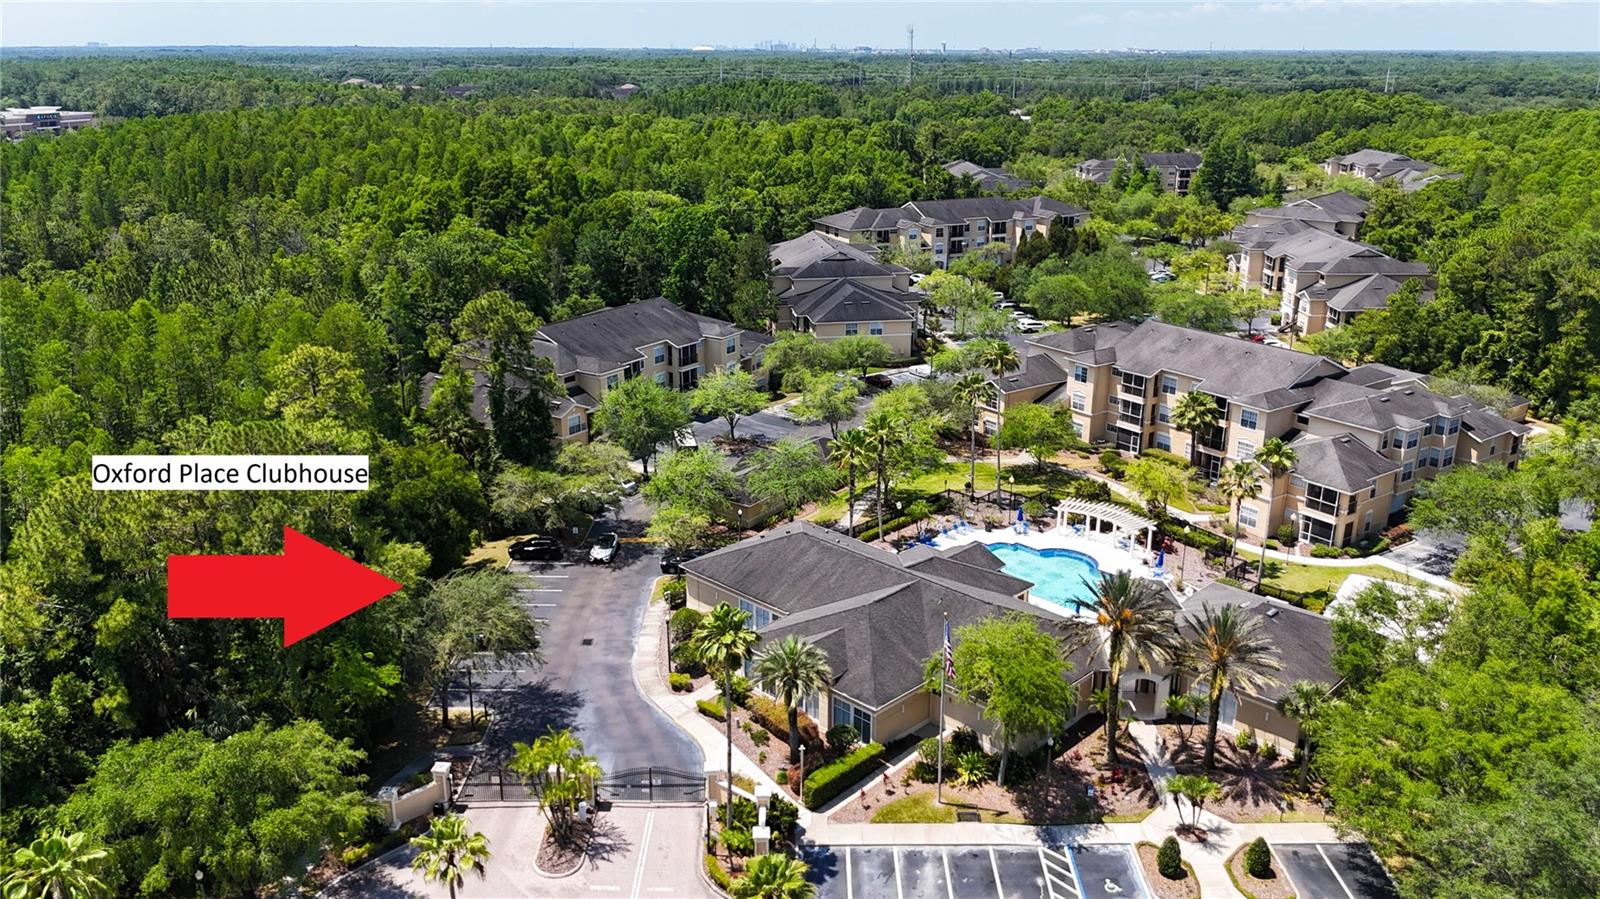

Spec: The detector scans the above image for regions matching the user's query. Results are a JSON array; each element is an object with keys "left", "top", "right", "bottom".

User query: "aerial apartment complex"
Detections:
[
  {"left": 980, "top": 319, "right": 1528, "bottom": 548},
  {"left": 1075, "top": 151, "right": 1204, "bottom": 195},
  {"left": 768, "top": 231, "right": 920, "bottom": 356},
  {"left": 941, "top": 159, "right": 1034, "bottom": 193},
  {"left": 1323, "top": 148, "right": 1458, "bottom": 192},
  {"left": 812, "top": 195, "right": 1089, "bottom": 270}
]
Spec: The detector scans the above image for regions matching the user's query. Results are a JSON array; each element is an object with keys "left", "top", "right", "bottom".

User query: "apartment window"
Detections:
[
  {"left": 1405, "top": 430, "right": 1419, "bottom": 449},
  {"left": 1120, "top": 370, "right": 1147, "bottom": 394},
  {"left": 800, "top": 690, "right": 820, "bottom": 719},
  {"left": 678, "top": 343, "right": 699, "bottom": 366},
  {"left": 654, "top": 372, "right": 669, "bottom": 386},
  {"left": 1487, "top": 444, "right": 1497, "bottom": 456},
  {"left": 655, "top": 344, "right": 667, "bottom": 364},
  {"left": 844, "top": 323, "right": 859, "bottom": 336},
  {"left": 869, "top": 322, "right": 884, "bottom": 336},
  {"left": 1073, "top": 364, "right": 1089, "bottom": 384},
  {"left": 1161, "top": 375, "right": 1177, "bottom": 396},
  {"left": 1154, "top": 433, "right": 1172, "bottom": 451},
  {"left": 566, "top": 415, "right": 587, "bottom": 436},
  {"left": 1238, "top": 504, "right": 1258, "bottom": 529},
  {"left": 1442, "top": 448, "right": 1456, "bottom": 467},
  {"left": 725, "top": 337, "right": 737, "bottom": 355},
  {"left": 1401, "top": 460, "right": 1415, "bottom": 482},
  {"left": 737, "top": 598, "right": 772, "bottom": 631},
  {"left": 1447, "top": 418, "right": 1460, "bottom": 435},
  {"left": 1157, "top": 404, "right": 1171, "bottom": 424},
  {"left": 1237, "top": 439, "right": 1256, "bottom": 458},
  {"left": 606, "top": 373, "right": 620, "bottom": 390},
  {"left": 1304, "top": 482, "right": 1340, "bottom": 515},
  {"left": 1239, "top": 409, "right": 1258, "bottom": 430},
  {"left": 1071, "top": 393, "right": 1087, "bottom": 413},
  {"left": 830, "top": 696, "right": 873, "bottom": 743}
]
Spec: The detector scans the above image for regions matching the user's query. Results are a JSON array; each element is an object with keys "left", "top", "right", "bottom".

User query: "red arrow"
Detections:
[{"left": 168, "top": 527, "right": 403, "bottom": 646}]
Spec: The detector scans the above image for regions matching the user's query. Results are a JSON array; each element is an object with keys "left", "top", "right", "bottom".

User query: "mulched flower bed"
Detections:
[
  {"left": 1228, "top": 844, "right": 1296, "bottom": 899},
  {"left": 1137, "top": 842, "right": 1201, "bottom": 899},
  {"left": 536, "top": 825, "right": 589, "bottom": 876},
  {"left": 1155, "top": 724, "right": 1332, "bottom": 824},
  {"left": 830, "top": 722, "right": 1158, "bottom": 825}
]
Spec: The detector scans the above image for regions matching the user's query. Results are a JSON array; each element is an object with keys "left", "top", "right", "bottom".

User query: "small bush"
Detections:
[
  {"left": 1383, "top": 522, "right": 1413, "bottom": 545},
  {"left": 775, "top": 768, "right": 787, "bottom": 784},
  {"left": 1265, "top": 539, "right": 1280, "bottom": 550},
  {"left": 1261, "top": 741, "right": 1280, "bottom": 763},
  {"left": 661, "top": 578, "right": 687, "bottom": 609},
  {"left": 719, "top": 675, "right": 751, "bottom": 705},
  {"left": 1022, "top": 498, "right": 1046, "bottom": 520},
  {"left": 669, "top": 673, "right": 692, "bottom": 692},
  {"left": 1098, "top": 450, "right": 1127, "bottom": 478},
  {"left": 950, "top": 727, "right": 983, "bottom": 756},
  {"left": 1309, "top": 544, "right": 1341, "bottom": 558},
  {"left": 720, "top": 826, "right": 754, "bottom": 857},
  {"left": 1065, "top": 478, "right": 1113, "bottom": 502},
  {"left": 669, "top": 607, "right": 704, "bottom": 643},
  {"left": 952, "top": 751, "right": 992, "bottom": 788},
  {"left": 916, "top": 736, "right": 942, "bottom": 766},
  {"left": 670, "top": 641, "right": 704, "bottom": 676},
  {"left": 826, "top": 724, "right": 860, "bottom": 754},
  {"left": 1236, "top": 728, "right": 1257, "bottom": 753},
  {"left": 802, "top": 742, "right": 885, "bottom": 808},
  {"left": 696, "top": 698, "right": 726, "bottom": 721},
  {"left": 750, "top": 728, "right": 770, "bottom": 747},
  {"left": 1244, "top": 837, "right": 1274, "bottom": 879},
  {"left": 705, "top": 853, "right": 732, "bottom": 892},
  {"left": 1139, "top": 447, "right": 1190, "bottom": 468},
  {"left": 1158, "top": 836, "right": 1184, "bottom": 880},
  {"left": 1276, "top": 523, "right": 1296, "bottom": 546},
  {"left": 743, "top": 693, "right": 821, "bottom": 749},
  {"left": 766, "top": 796, "right": 800, "bottom": 843}
]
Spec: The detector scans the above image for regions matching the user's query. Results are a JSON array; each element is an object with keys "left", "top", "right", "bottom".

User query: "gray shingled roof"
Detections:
[
  {"left": 1179, "top": 582, "right": 1339, "bottom": 702},
  {"left": 812, "top": 206, "right": 906, "bottom": 232},
  {"left": 902, "top": 196, "right": 1087, "bottom": 226},
  {"left": 533, "top": 297, "right": 744, "bottom": 374},
  {"left": 1287, "top": 432, "right": 1401, "bottom": 493},
  {"left": 1027, "top": 320, "right": 1137, "bottom": 364},
  {"left": 780, "top": 278, "right": 917, "bottom": 324},
  {"left": 943, "top": 160, "right": 1032, "bottom": 192},
  {"left": 770, "top": 231, "right": 907, "bottom": 280},
  {"left": 1340, "top": 363, "right": 1428, "bottom": 389},
  {"left": 993, "top": 354, "right": 1068, "bottom": 395},
  {"left": 1142, "top": 152, "right": 1203, "bottom": 169},
  {"left": 1301, "top": 272, "right": 1431, "bottom": 314},
  {"left": 1106, "top": 320, "right": 1345, "bottom": 398}
]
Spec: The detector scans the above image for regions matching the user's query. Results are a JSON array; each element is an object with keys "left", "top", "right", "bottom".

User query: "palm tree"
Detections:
[
  {"left": 1252, "top": 438, "right": 1298, "bottom": 584},
  {"left": 1217, "top": 461, "right": 1262, "bottom": 571},
  {"left": 1277, "top": 680, "right": 1337, "bottom": 791},
  {"left": 409, "top": 813, "right": 490, "bottom": 899},
  {"left": 731, "top": 853, "right": 816, "bottom": 899},
  {"left": 951, "top": 370, "right": 990, "bottom": 497},
  {"left": 509, "top": 728, "right": 601, "bottom": 840},
  {"left": 0, "top": 831, "right": 111, "bottom": 899},
  {"left": 1164, "top": 693, "right": 1201, "bottom": 747},
  {"left": 1083, "top": 571, "right": 1184, "bottom": 765},
  {"left": 976, "top": 342, "right": 1020, "bottom": 494},
  {"left": 1165, "top": 773, "right": 1220, "bottom": 829},
  {"left": 860, "top": 410, "right": 902, "bottom": 542},
  {"left": 828, "top": 428, "right": 870, "bottom": 534},
  {"left": 1170, "top": 391, "right": 1222, "bottom": 471},
  {"left": 1185, "top": 605, "right": 1283, "bottom": 769},
  {"left": 752, "top": 635, "right": 832, "bottom": 765},
  {"left": 692, "top": 603, "right": 760, "bottom": 830}
]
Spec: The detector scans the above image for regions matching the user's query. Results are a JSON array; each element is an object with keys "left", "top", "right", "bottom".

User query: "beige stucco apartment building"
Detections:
[
  {"left": 768, "top": 232, "right": 919, "bottom": 357},
  {"left": 981, "top": 320, "right": 1529, "bottom": 548},
  {"left": 812, "top": 196, "right": 1088, "bottom": 270}
]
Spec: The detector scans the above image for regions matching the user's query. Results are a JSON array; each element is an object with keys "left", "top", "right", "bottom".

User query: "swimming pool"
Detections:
[{"left": 986, "top": 542, "right": 1102, "bottom": 612}]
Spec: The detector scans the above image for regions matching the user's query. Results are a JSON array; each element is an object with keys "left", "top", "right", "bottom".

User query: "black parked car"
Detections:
[
  {"left": 509, "top": 536, "right": 563, "bottom": 562},
  {"left": 659, "top": 547, "right": 707, "bottom": 574},
  {"left": 861, "top": 373, "right": 894, "bottom": 390}
]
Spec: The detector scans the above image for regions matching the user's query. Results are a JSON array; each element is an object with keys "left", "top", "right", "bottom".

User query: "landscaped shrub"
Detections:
[
  {"left": 950, "top": 726, "right": 983, "bottom": 755},
  {"left": 1098, "top": 450, "right": 1127, "bottom": 478},
  {"left": 720, "top": 826, "right": 754, "bottom": 856},
  {"left": 719, "top": 675, "right": 751, "bottom": 705},
  {"left": 749, "top": 727, "right": 770, "bottom": 747},
  {"left": 1158, "top": 836, "right": 1184, "bottom": 879},
  {"left": 1022, "top": 498, "right": 1046, "bottom": 520},
  {"left": 1159, "top": 520, "right": 1228, "bottom": 556},
  {"left": 802, "top": 742, "right": 885, "bottom": 809},
  {"left": 661, "top": 578, "right": 687, "bottom": 609},
  {"left": 766, "top": 796, "right": 800, "bottom": 844},
  {"left": 670, "top": 641, "right": 704, "bottom": 675},
  {"left": 775, "top": 768, "right": 787, "bottom": 784},
  {"left": 1139, "top": 447, "right": 1191, "bottom": 469},
  {"left": 1244, "top": 837, "right": 1274, "bottom": 879},
  {"left": 696, "top": 698, "right": 727, "bottom": 721},
  {"left": 1236, "top": 728, "right": 1258, "bottom": 753},
  {"left": 1276, "top": 523, "right": 1296, "bottom": 546},
  {"left": 1065, "top": 477, "right": 1113, "bottom": 502},
  {"left": 705, "top": 853, "right": 733, "bottom": 892},
  {"left": 1382, "top": 523, "right": 1413, "bottom": 546},
  {"left": 952, "top": 751, "right": 992, "bottom": 787},
  {"left": 669, "top": 607, "right": 704, "bottom": 643},
  {"left": 825, "top": 724, "right": 860, "bottom": 754},
  {"left": 1310, "top": 545, "right": 1342, "bottom": 558},
  {"left": 669, "top": 673, "right": 692, "bottom": 692},
  {"left": 742, "top": 693, "right": 821, "bottom": 748},
  {"left": 1261, "top": 741, "right": 1280, "bottom": 763}
]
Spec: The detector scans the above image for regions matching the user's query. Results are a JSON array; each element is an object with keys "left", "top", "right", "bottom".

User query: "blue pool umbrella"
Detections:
[
  {"left": 1016, "top": 507, "right": 1025, "bottom": 521},
  {"left": 1156, "top": 549, "right": 1166, "bottom": 568}
]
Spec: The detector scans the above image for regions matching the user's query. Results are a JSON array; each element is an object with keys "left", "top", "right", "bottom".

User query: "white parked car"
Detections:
[
  {"left": 994, "top": 301, "right": 1016, "bottom": 311},
  {"left": 1149, "top": 270, "right": 1176, "bottom": 283},
  {"left": 588, "top": 532, "right": 619, "bottom": 564},
  {"left": 673, "top": 428, "right": 698, "bottom": 449},
  {"left": 1016, "top": 318, "right": 1046, "bottom": 333},
  {"left": 1263, "top": 337, "right": 1290, "bottom": 348}
]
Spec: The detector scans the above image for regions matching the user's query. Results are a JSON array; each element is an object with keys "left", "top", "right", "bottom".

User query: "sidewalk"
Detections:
[{"left": 632, "top": 601, "right": 815, "bottom": 827}]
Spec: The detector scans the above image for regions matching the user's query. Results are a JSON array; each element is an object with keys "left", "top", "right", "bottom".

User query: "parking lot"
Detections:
[
  {"left": 800, "top": 843, "right": 1150, "bottom": 899},
  {"left": 1275, "top": 843, "right": 1399, "bottom": 899}
]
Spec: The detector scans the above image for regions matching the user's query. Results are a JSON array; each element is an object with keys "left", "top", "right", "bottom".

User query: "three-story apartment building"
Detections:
[
  {"left": 979, "top": 320, "right": 1528, "bottom": 547},
  {"left": 768, "top": 231, "right": 919, "bottom": 356},
  {"left": 813, "top": 196, "right": 1088, "bottom": 270},
  {"left": 1228, "top": 222, "right": 1431, "bottom": 336},
  {"left": 1075, "top": 152, "right": 1202, "bottom": 195},
  {"left": 422, "top": 297, "right": 768, "bottom": 444},
  {"left": 1323, "top": 149, "right": 1458, "bottom": 192}
]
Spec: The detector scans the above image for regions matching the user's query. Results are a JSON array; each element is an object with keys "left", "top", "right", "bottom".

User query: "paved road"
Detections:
[
  {"left": 801, "top": 843, "right": 1150, "bottom": 899},
  {"left": 455, "top": 496, "right": 702, "bottom": 779},
  {"left": 1275, "top": 843, "right": 1399, "bottom": 899}
]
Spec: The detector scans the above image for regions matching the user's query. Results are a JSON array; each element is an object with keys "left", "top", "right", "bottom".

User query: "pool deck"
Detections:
[{"left": 929, "top": 522, "right": 1170, "bottom": 618}]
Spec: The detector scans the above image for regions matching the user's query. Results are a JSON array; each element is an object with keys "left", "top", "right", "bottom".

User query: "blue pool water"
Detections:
[{"left": 984, "top": 543, "right": 1101, "bottom": 612}]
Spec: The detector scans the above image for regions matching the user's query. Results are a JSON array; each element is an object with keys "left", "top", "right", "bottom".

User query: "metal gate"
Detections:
[
  {"left": 456, "top": 765, "right": 536, "bottom": 804},
  {"left": 595, "top": 766, "right": 705, "bottom": 803}
]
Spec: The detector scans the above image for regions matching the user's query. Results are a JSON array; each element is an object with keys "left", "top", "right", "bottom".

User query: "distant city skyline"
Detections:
[{"left": 5, "top": 1, "right": 1599, "bottom": 53}]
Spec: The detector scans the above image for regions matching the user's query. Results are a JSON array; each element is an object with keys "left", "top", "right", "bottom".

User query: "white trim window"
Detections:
[
  {"left": 725, "top": 337, "right": 737, "bottom": 355},
  {"left": 1237, "top": 439, "right": 1256, "bottom": 459},
  {"left": 1161, "top": 375, "right": 1178, "bottom": 396},
  {"left": 1154, "top": 433, "right": 1172, "bottom": 451},
  {"left": 1073, "top": 365, "right": 1089, "bottom": 384},
  {"left": 1401, "top": 460, "right": 1416, "bottom": 482},
  {"left": 844, "top": 323, "right": 859, "bottom": 336},
  {"left": 869, "top": 322, "right": 884, "bottom": 336},
  {"left": 654, "top": 372, "right": 669, "bottom": 386},
  {"left": 1071, "top": 392, "right": 1087, "bottom": 413},
  {"left": 655, "top": 344, "right": 668, "bottom": 364},
  {"left": 1239, "top": 409, "right": 1259, "bottom": 430},
  {"left": 566, "top": 415, "right": 587, "bottom": 436},
  {"left": 606, "top": 373, "right": 620, "bottom": 390},
  {"left": 1157, "top": 404, "right": 1171, "bottom": 424},
  {"left": 830, "top": 695, "right": 873, "bottom": 743},
  {"left": 737, "top": 598, "right": 772, "bottom": 630},
  {"left": 1238, "top": 504, "right": 1258, "bottom": 528}
]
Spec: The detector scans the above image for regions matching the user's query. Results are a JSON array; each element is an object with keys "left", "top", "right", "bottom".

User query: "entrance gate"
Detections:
[{"left": 595, "top": 767, "right": 706, "bottom": 804}]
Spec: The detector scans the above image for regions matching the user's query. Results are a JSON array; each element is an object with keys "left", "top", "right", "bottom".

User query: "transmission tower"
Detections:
[{"left": 906, "top": 26, "right": 915, "bottom": 85}]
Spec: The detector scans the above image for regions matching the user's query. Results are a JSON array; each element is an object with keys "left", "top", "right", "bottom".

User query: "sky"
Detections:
[{"left": 4, "top": 1, "right": 1599, "bottom": 52}]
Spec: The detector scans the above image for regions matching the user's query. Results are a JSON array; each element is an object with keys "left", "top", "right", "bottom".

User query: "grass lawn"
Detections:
[
  {"left": 464, "top": 534, "right": 527, "bottom": 568},
  {"left": 1263, "top": 561, "right": 1410, "bottom": 595},
  {"left": 870, "top": 793, "right": 1020, "bottom": 824}
]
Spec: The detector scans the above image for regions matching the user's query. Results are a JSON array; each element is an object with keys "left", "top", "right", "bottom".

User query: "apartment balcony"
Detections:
[{"left": 1117, "top": 412, "right": 1145, "bottom": 428}]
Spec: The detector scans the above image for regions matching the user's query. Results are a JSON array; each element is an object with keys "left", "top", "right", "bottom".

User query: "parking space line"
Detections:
[
  {"left": 845, "top": 847, "right": 853, "bottom": 899},
  {"left": 628, "top": 810, "right": 656, "bottom": 899},
  {"left": 1318, "top": 844, "right": 1358, "bottom": 899},
  {"left": 894, "top": 847, "right": 904, "bottom": 899},
  {"left": 528, "top": 588, "right": 564, "bottom": 593},
  {"left": 941, "top": 848, "right": 954, "bottom": 899},
  {"left": 988, "top": 847, "right": 1003, "bottom": 899}
]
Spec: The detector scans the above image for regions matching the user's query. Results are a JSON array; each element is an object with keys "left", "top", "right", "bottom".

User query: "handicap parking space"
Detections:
[
  {"left": 1275, "top": 843, "right": 1400, "bottom": 899},
  {"left": 802, "top": 843, "right": 1150, "bottom": 899}
]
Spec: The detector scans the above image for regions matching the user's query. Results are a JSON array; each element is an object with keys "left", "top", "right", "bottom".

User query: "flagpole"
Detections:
[{"left": 937, "top": 612, "right": 948, "bottom": 805}]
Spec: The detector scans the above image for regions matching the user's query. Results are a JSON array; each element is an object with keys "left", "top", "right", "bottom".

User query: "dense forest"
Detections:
[{"left": 1, "top": 50, "right": 1598, "bottom": 897}]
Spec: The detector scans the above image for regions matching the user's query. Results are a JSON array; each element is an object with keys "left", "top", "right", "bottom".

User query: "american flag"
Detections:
[{"left": 942, "top": 618, "right": 956, "bottom": 682}]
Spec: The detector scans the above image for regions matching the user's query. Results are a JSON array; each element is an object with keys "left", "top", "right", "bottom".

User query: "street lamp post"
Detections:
[
  {"left": 798, "top": 745, "right": 806, "bottom": 793},
  {"left": 195, "top": 870, "right": 205, "bottom": 899}
]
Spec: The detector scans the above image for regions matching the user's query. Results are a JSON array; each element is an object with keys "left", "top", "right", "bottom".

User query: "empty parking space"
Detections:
[
  {"left": 800, "top": 844, "right": 1150, "bottom": 899},
  {"left": 1276, "top": 843, "right": 1399, "bottom": 899}
]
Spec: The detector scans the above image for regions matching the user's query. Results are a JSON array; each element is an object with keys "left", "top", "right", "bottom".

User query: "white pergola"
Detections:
[{"left": 1053, "top": 499, "right": 1158, "bottom": 551}]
